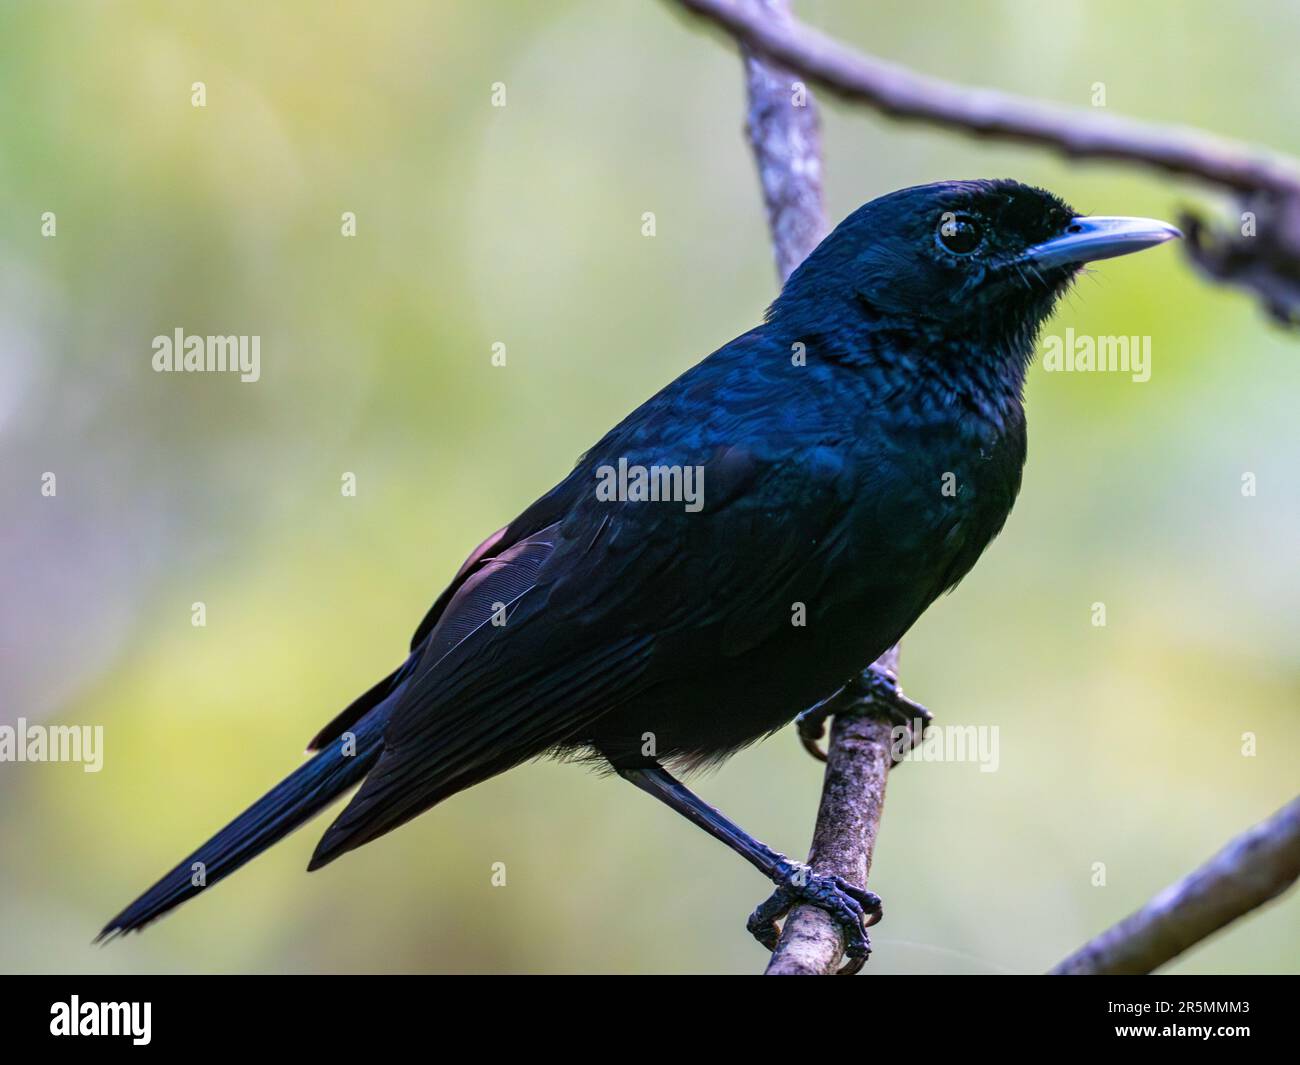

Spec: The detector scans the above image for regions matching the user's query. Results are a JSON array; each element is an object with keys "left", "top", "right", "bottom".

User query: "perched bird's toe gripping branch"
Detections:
[
  {"left": 748, "top": 865, "right": 882, "bottom": 968},
  {"left": 796, "top": 664, "right": 932, "bottom": 764}
]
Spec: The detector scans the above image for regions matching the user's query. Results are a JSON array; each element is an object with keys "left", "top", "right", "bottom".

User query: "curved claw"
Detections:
[
  {"left": 747, "top": 863, "right": 883, "bottom": 971},
  {"left": 795, "top": 696, "right": 836, "bottom": 762},
  {"left": 796, "top": 719, "right": 829, "bottom": 762},
  {"left": 746, "top": 887, "right": 792, "bottom": 951}
]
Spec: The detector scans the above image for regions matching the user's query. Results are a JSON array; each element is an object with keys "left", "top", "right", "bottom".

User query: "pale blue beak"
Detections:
[{"left": 1023, "top": 216, "right": 1182, "bottom": 269}]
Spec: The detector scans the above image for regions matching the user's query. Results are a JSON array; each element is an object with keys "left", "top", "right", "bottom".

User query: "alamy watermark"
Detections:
[
  {"left": 151, "top": 328, "right": 260, "bottom": 382},
  {"left": 891, "top": 721, "right": 999, "bottom": 773},
  {"left": 595, "top": 457, "right": 704, "bottom": 513},
  {"left": 0, "top": 718, "right": 103, "bottom": 772},
  {"left": 50, "top": 997, "right": 150, "bottom": 1045},
  {"left": 1040, "top": 327, "right": 1151, "bottom": 383}
]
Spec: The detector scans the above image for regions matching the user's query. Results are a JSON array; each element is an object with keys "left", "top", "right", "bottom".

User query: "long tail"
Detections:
[{"left": 97, "top": 704, "right": 391, "bottom": 940}]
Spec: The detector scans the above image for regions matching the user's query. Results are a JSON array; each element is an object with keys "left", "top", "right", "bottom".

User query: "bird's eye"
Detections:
[{"left": 936, "top": 214, "right": 983, "bottom": 254}]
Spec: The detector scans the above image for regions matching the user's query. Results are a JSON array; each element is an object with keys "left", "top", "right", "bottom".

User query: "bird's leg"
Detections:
[
  {"left": 795, "top": 662, "right": 933, "bottom": 762},
  {"left": 617, "top": 762, "right": 881, "bottom": 963}
]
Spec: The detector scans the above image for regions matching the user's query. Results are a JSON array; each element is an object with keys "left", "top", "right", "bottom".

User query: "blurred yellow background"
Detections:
[{"left": 1, "top": 0, "right": 1296, "bottom": 974}]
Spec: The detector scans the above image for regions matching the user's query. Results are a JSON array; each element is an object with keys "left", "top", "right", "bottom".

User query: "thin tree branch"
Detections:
[
  {"left": 740, "top": 0, "right": 827, "bottom": 281},
  {"left": 677, "top": 0, "right": 1300, "bottom": 195},
  {"left": 1051, "top": 796, "right": 1300, "bottom": 975}
]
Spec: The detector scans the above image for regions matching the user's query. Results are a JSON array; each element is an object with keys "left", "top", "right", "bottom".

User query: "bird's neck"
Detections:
[{"left": 772, "top": 300, "right": 1040, "bottom": 439}]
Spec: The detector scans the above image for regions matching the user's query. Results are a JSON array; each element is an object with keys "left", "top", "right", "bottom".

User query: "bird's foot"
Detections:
[
  {"left": 796, "top": 664, "right": 932, "bottom": 762},
  {"left": 747, "top": 858, "right": 882, "bottom": 974}
]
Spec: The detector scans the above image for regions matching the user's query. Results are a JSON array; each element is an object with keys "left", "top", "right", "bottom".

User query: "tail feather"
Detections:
[{"left": 98, "top": 706, "right": 390, "bottom": 940}]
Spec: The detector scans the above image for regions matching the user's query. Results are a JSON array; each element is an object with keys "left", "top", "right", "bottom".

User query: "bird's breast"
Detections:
[{"left": 838, "top": 400, "right": 1026, "bottom": 603}]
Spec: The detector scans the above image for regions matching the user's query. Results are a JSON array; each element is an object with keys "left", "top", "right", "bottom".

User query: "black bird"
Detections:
[{"left": 100, "top": 180, "right": 1178, "bottom": 959}]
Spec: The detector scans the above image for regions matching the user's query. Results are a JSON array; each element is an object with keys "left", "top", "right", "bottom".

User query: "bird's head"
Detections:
[{"left": 773, "top": 178, "right": 1179, "bottom": 344}]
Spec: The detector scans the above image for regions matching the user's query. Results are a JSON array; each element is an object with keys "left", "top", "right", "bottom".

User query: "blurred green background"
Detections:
[{"left": 1, "top": 0, "right": 1297, "bottom": 974}]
